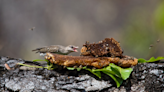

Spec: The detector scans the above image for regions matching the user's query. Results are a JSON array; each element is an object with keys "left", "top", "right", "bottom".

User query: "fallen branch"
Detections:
[{"left": 45, "top": 53, "right": 138, "bottom": 68}]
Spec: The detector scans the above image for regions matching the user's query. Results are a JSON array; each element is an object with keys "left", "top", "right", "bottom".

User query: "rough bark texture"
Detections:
[
  {"left": 0, "top": 56, "right": 163, "bottom": 92},
  {"left": 81, "top": 38, "right": 123, "bottom": 57}
]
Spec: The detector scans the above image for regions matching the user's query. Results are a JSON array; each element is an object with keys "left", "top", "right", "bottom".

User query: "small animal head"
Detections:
[{"left": 66, "top": 45, "right": 78, "bottom": 52}]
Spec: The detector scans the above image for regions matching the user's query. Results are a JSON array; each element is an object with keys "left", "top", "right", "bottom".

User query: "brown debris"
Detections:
[
  {"left": 45, "top": 53, "right": 138, "bottom": 68},
  {"left": 80, "top": 38, "right": 123, "bottom": 57},
  {"left": 4, "top": 63, "right": 11, "bottom": 70},
  {"left": 45, "top": 38, "right": 138, "bottom": 68}
]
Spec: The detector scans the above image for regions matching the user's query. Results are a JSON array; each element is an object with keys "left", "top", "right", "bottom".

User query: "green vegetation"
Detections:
[
  {"left": 67, "top": 63, "right": 132, "bottom": 87},
  {"left": 17, "top": 56, "right": 164, "bottom": 88},
  {"left": 138, "top": 56, "right": 164, "bottom": 63},
  {"left": 121, "top": 1, "right": 164, "bottom": 59},
  {"left": 66, "top": 56, "right": 164, "bottom": 87}
]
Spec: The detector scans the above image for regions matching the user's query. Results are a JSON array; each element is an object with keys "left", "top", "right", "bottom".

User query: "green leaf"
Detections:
[
  {"left": 45, "top": 59, "right": 49, "bottom": 62},
  {"left": 90, "top": 63, "right": 132, "bottom": 87},
  {"left": 17, "top": 63, "right": 43, "bottom": 68},
  {"left": 93, "top": 66, "right": 113, "bottom": 74},
  {"left": 67, "top": 67, "right": 75, "bottom": 70},
  {"left": 138, "top": 56, "right": 164, "bottom": 63},
  {"left": 148, "top": 57, "right": 164, "bottom": 62},
  {"left": 85, "top": 68, "right": 101, "bottom": 79},
  {"left": 33, "top": 59, "right": 48, "bottom": 62},
  {"left": 76, "top": 68, "right": 82, "bottom": 71},
  {"left": 66, "top": 66, "right": 101, "bottom": 78},
  {"left": 44, "top": 63, "right": 56, "bottom": 70},
  {"left": 93, "top": 63, "right": 132, "bottom": 80},
  {"left": 92, "top": 67, "right": 123, "bottom": 87},
  {"left": 138, "top": 58, "right": 147, "bottom": 63},
  {"left": 102, "top": 71, "right": 123, "bottom": 88},
  {"left": 110, "top": 63, "right": 133, "bottom": 80}
]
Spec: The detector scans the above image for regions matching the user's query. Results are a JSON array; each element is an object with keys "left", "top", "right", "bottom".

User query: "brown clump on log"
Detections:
[
  {"left": 45, "top": 53, "right": 138, "bottom": 68},
  {"left": 80, "top": 38, "right": 123, "bottom": 57}
]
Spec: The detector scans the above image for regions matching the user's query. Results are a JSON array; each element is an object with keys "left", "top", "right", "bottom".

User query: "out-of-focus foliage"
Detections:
[
  {"left": 121, "top": 1, "right": 164, "bottom": 59},
  {"left": 0, "top": 1, "right": 163, "bottom": 60},
  {"left": 138, "top": 56, "right": 164, "bottom": 63},
  {"left": 154, "top": 1, "right": 164, "bottom": 30}
]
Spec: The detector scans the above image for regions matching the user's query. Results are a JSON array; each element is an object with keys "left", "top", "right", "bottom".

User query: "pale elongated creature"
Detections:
[{"left": 32, "top": 45, "right": 78, "bottom": 56}]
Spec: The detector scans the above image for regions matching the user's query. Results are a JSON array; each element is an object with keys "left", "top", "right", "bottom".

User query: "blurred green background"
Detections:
[{"left": 0, "top": 0, "right": 163, "bottom": 60}]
